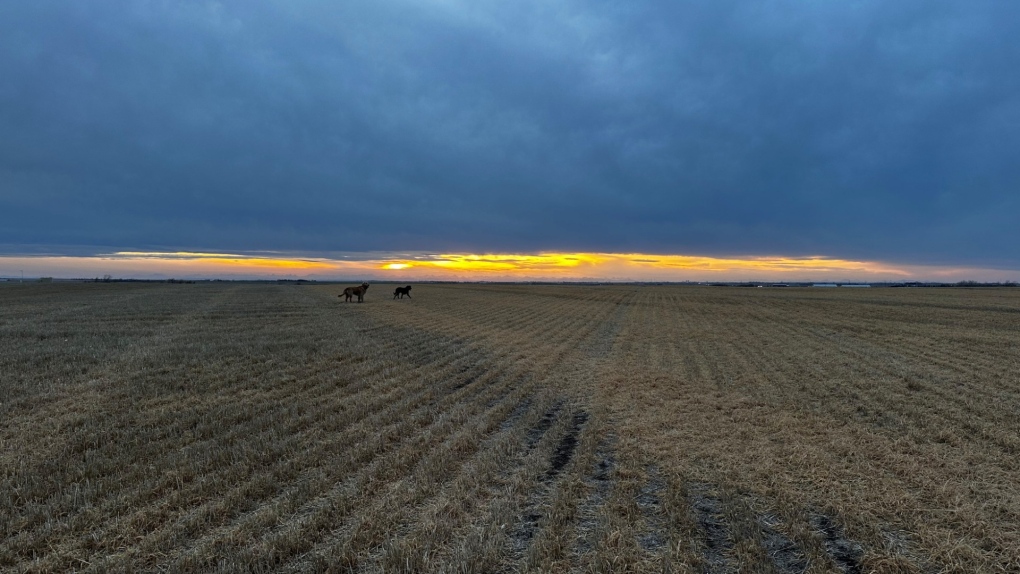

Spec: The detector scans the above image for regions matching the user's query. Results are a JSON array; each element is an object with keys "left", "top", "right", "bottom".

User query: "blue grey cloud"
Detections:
[{"left": 1, "top": 0, "right": 1018, "bottom": 267}]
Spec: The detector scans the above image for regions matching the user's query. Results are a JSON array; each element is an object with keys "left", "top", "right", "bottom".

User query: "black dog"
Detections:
[{"left": 393, "top": 285, "right": 412, "bottom": 299}]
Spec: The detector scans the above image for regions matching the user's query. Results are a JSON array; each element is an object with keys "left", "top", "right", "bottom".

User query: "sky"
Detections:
[{"left": 1, "top": 1, "right": 1018, "bottom": 281}]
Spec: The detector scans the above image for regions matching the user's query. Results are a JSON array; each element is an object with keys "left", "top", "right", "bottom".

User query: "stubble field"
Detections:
[{"left": 1, "top": 282, "right": 1018, "bottom": 573}]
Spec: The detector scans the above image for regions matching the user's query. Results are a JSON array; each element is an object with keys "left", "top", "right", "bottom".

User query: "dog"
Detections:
[
  {"left": 340, "top": 283, "right": 370, "bottom": 303},
  {"left": 393, "top": 285, "right": 412, "bottom": 300}
]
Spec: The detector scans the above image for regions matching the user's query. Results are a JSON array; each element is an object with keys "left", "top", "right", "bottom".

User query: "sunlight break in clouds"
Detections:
[
  {"left": 113, "top": 252, "right": 338, "bottom": 271},
  {"left": 1, "top": 251, "right": 1016, "bottom": 282}
]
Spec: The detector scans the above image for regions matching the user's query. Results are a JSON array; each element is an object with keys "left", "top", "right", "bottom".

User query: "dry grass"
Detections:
[{"left": 2, "top": 282, "right": 1018, "bottom": 573}]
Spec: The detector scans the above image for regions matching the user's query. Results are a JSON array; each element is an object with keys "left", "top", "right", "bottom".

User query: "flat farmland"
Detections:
[{"left": 2, "top": 283, "right": 1018, "bottom": 573}]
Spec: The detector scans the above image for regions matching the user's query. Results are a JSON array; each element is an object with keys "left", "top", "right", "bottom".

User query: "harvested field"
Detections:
[{"left": 2, "top": 282, "right": 1019, "bottom": 572}]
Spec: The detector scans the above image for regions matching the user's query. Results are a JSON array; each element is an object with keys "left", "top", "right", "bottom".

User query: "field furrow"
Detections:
[{"left": 3, "top": 283, "right": 1019, "bottom": 572}]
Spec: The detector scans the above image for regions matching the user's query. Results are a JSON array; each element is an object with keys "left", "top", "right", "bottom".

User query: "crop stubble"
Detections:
[{"left": 1, "top": 283, "right": 1018, "bottom": 572}]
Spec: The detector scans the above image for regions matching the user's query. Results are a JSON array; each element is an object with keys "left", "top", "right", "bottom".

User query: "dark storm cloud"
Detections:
[{"left": 1, "top": 0, "right": 1018, "bottom": 266}]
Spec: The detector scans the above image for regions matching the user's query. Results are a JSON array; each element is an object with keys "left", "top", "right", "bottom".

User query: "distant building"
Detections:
[
  {"left": 841, "top": 284, "right": 871, "bottom": 288},
  {"left": 813, "top": 283, "right": 838, "bottom": 287}
]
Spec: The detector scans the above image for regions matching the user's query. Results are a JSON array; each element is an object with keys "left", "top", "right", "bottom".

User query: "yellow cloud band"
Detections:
[
  {"left": 3, "top": 251, "right": 1008, "bottom": 281},
  {"left": 377, "top": 253, "right": 907, "bottom": 276}
]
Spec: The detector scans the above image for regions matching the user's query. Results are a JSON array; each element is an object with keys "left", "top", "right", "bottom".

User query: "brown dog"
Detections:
[{"left": 340, "top": 283, "right": 370, "bottom": 303}]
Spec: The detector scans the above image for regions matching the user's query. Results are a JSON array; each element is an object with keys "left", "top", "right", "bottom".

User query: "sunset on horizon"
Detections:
[{"left": 2, "top": 249, "right": 1018, "bottom": 283}]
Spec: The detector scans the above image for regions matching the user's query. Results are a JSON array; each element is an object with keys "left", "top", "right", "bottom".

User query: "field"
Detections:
[{"left": 2, "top": 283, "right": 1019, "bottom": 573}]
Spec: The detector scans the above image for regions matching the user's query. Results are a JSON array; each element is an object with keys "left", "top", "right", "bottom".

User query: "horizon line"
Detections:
[{"left": 1, "top": 249, "right": 1019, "bottom": 283}]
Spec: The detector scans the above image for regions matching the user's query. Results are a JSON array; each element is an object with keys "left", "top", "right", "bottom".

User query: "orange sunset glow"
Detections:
[
  {"left": 113, "top": 252, "right": 338, "bottom": 271},
  {"left": 2, "top": 251, "right": 1015, "bottom": 283},
  {"left": 387, "top": 253, "right": 908, "bottom": 277}
]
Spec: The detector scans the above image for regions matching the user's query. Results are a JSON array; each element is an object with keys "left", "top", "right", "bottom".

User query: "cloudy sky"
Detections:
[{"left": 1, "top": 1, "right": 1018, "bottom": 280}]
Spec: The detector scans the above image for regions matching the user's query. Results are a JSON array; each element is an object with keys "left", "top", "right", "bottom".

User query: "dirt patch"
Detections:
[
  {"left": 575, "top": 434, "right": 616, "bottom": 557},
  {"left": 450, "top": 375, "right": 477, "bottom": 391},
  {"left": 504, "top": 403, "right": 570, "bottom": 566},
  {"left": 636, "top": 466, "right": 666, "bottom": 552},
  {"left": 688, "top": 484, "right": 734, "bottom": 574},
  {"left": 810, "top": 513, "right": 863, "bottom": 574},
  {"left": 448, "top": 362, "right": 484, "bottom": 392},
  {"left": 546, "top": 411, "right": 589, "bottom": 479},
  {"left": 499, "top": 397, "right": 533, "bottom": 432},
  {"left": 757, "top": 513, "right": 807, "bottom": 574},
  {"left": 592, "top": 446, "right": 615, "bottom": 483},
  {"left": 505, "top": 408, "right": 590, "bottom": 569},
  {"left": 503, "top": 508, "right": 544, "bottom": 572},
  {"left": 516, "top": 511, "right": 543, "bottom": 543},
  {"left": 526, "top": 401, "right": 563, "bottom": 448}
]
